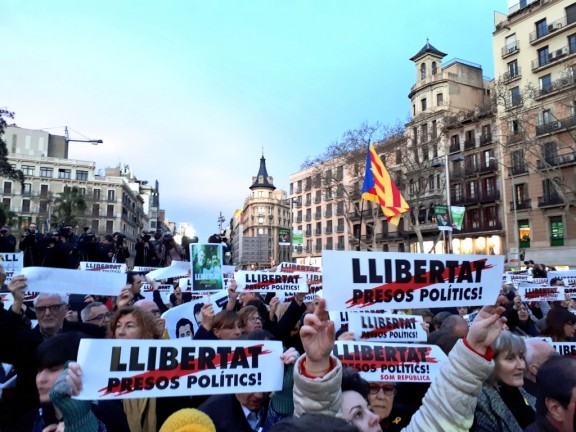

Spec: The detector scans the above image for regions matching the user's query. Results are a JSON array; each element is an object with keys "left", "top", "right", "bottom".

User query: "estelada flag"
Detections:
[{"left": 361, "top": 143, "right": 409, "bottom": 226}]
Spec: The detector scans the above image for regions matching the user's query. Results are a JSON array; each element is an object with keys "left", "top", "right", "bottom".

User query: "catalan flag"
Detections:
[{"left": 361, "top": 143, "right": 409, "bottom": 226}]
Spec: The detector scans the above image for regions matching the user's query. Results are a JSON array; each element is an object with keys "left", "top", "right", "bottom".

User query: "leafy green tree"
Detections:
[
  {"left": 0, "top": 203, "right": 16, "bottom": 227},
  {"left": 0, "top": 108, "right": 25, "bottom": 184},
  {"left": 52, "top": 186, "right": 87, "bottom": 227}
]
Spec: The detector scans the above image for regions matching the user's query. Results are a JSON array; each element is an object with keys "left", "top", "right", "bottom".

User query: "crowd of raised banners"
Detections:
[{"left": 7, "top": 245, "right": 576, "bottom": 398}]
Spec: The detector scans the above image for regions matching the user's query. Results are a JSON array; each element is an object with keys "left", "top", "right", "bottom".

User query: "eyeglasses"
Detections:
[
  {"left": 86, "top": 312, "right": 112, "bottom": 322},
  {"left": 36, "top": 304, "right": 66, "bottom": 316},
  {"left": 368, "top": 383, "right": 396, "bottom": 395},
  {"left": 248, "top": 316, "right": 263, "bottom": 323}
]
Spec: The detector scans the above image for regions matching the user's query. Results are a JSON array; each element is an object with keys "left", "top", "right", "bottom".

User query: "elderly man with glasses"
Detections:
[
  {"left": 80, "top": 301, "right": 112, "bottom": 327},
  {"left": 0, "top": 275, "right": 106, "bottom": 431}
]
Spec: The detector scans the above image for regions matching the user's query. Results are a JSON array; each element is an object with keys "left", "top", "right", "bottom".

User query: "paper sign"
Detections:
[
  {"left": 323, "top": 251, "right": 504, "bottom": 311},
  {"left": 75, "top": 339, "right": 284, "bottom": 399},
  {"left": 276, "top": 262, "right": 321, "bottom": 273},
  {"left": 190, "top": 244, "right": 224, "bottom": 291},
  {"left": 235, "top": 271, "right": 308, "bottom": 293},
  {"left": 133, "top": 266, "right": 160, "bottom": 273},
  {"left": 519, "top": 283, "right": 564, "bottom": 302},
  {"left": 548, "top": 271, "right": 576, "bottom": 287},
  {"left": 141, "top": 284, "right": 173, "bottom": 303},
  {"left": 80, "top": 262, "right": 127, "bottom": 273},
  {"left": 0, "top": 252, "right": 23, "bottom": 283},
  {"left": 21, "top": 267, "right": 125, "bottom": 295},
  {"left": 348, "top": 313, "right": 427, "bottom": 342},
  {"left": 552, "top": 342, "right": 576, "bottom": 358},
  {"left": 332, "top": 341, "right": 447, "bottom": 382}
]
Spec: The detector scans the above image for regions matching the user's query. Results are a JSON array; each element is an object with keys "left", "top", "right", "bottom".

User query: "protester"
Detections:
[
  {"left": 293, "top": 298, "right": 506, "bottom": 431},
  {"left": 80, "top": 301, "right": 112, "bottom": 327},
  {"left": 523, "top": 339, "right": 557, "bottom": 398},
  {"left": 525, "top": 355, "right": 576, "bottom": 432},
  {"left": 367, "top": 380, "right": 415, "bottom": 431},
  {"left": 542, "top": 307, "right": 576, "bottom": 342},
  {"left": 473, "top": 331, "right": 536, "bottom": 431},
  {"left": 18, "top": 222, "right": 43, "bottom": 266},
  {"left": 238, "top": 305, "right": 264, "bottom": 334}
]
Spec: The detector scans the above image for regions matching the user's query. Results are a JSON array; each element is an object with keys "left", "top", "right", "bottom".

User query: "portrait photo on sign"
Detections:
[{"left": 190, "top": 243, "right": 224, "bottom": 291}]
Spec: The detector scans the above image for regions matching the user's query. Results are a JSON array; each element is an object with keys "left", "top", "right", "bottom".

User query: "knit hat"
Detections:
[{"left": 159, "top": 408, "right": 216, "bottom": 432}]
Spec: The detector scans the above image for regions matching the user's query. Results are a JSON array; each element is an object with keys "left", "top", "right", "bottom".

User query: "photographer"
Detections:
[
  {"left": 19, "top": 223, "right": 43, "bottom": 265},
  {"left": 134, "top": 230, "right": 159, "bottom": 267},
  {"left": 111, "top": 231, "right": 130, "bottom": 264},
  {"left": 0, "top": 226, "right": 17, "bottom": 252},
  {"left": 40, "top": 228, "right": 74, "bottom": 268},
  {"left": 75, "top": 227, "right": 100, "bottom": 264},
  {"left": 158, "top": 233, "right": 184, "bottom": 267}
]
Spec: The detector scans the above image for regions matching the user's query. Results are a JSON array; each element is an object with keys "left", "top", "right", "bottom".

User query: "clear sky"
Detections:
[{"left": 1, "top": 0, "right": 508, "bottom": 239}]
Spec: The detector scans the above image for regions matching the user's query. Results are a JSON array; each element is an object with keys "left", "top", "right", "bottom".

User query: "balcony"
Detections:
[
  {"left": 464, "top": 138, "right": 476, "bottom": 150},
  {"left": 314, "top": 212, "right": 322, "bottom": 220},
  {"left": 449, "top": 143, "right": 461, "bottom": 153},
  {"left": 336, "top": 207, "right": 345, "bottom": 216},
  {"left": 293, "top": 201, "right": 302, "bottom": 208},
  {"left": 509, "top": 165, "right": 528, "bottom": 176},
  {"left": 325, "top": 227, "right": 333, "bottom": 234},
  {"left": 295, "top": 187, "right": 302, "bottom": 194},
  {"left": 295, "top": 216, "right": 303, "bottom": 223},
  {"left": 304, "top": 229, "right": 312, "bottom": 236},
  {"left": 304, "top": 182, "right": 312, "bottom": 191},
  {"left": 304, "top": 215, "right": 312, "bottom": 222},
  {"left": 460, "top": 221, "right": 503, "bottom": 234},
  {"left": 314, "top": 245, "right": 323, "bottom": 252},
  {"left": 304, "top": 199, "right": 311, "bottom": 206},
  {"left": 480, "top": 133, "right": 493, "bottom": 146},
  {"left": 336, "top": 242, "right": 345, "bottom": 250},
  {"left": 336, "top": 225, "right": 345, "bottom": 233},
  {"left": 315, "top": 228, "right": 322, "bottom": 235},
  {"left": 531, "top": 46, "right": 571, "bottom": 72},
  {"left": 324, "top": 243, "right": 333, "bottom": 250},
  {"left": 314, "top": 196, "right": 322, "bottom": 203},
  {"left": 451, "top": 167, "right": 465, "bottom": 180},
  {"left": 538, "top": 193, "right": 564, "bottom": 207},
  {"left": 536, "top": 114, "right": 576, "bottom": 136},
  {"left": 510, "top": 199, "right": 532, "bottom": 211},
  {"left": 478, "top": 160, "right": 498, "bottom": 174},
  {"left": 508, "top": 132, "right": 525, "bottom": 145},
  {"left": 502, "top": 68, "right": 522, "bottom": 83},
  {"left": 501, "top": 40, "right": 520, "bottom": 58},
  {"left": 537, "top": 153, "right": 576, "bottom": 169},
  {"left": 529, "top": 15, "right": 576, "bottom": 44},
  {"left": 324, "top": 210, "right": 333, "bottom": 218}
]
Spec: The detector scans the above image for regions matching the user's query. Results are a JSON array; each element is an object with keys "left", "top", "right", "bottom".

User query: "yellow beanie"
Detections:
[{"left": 159, "top": 408, "right": 216, "bottom": 432}]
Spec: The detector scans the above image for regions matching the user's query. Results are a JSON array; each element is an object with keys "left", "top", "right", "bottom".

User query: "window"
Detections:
[
  {"left": 22, "top": 183, "right": 31, "bottom": 196},
  {"left": 74, "top": 169, "right": 88, "bottom": 181},
  {"left": 484, "top": 177, "right": 496, "bottom": 196},
  {"left": 91, "top": 220, "right": 99, "bottom": 233},
  {"left": 450, "top": 134, "right": 460, "bottom": 151},
  {"left": 550, "top": 216, "right": 564, "bottom": 246},
  {"left": 536, "top": 19, "right": 548, "bottom": 39},
  {"left": 106, "top": 221, "right": 114, "bottom": 234},
  {"left": 421, "top": 124, "right": 428, "bottom": 142},
  {"left": 511, "top": 119, "right": 521, "bottom": 134},
  {"left": 412, "top": 105, "right": 416, "bottom": 116},
  {"left": 58, "top": 169, "right": 71, "bottom": 179},
  {"left": 421, "top": 98, "right": 427, "bottom": 111},
  {"left": 431, "top": 120, "right": 437, "bottom": 139},
  {"left": 107, "top": 205, "right": 114, "bottom": 218},
  {"left": 436, "top": 93, "right": 444, "bottom": 106},
  {"left": 507, "top": 60, "right": 519, "bottom": 79},
  {"left": 40, "top": 167, "right": 53, "bottom": 178},
  {"left": 540, "top": 74, "right": 552, "bottom": 93},
  {"left": 93, "top": 189, "right": 101, "bottom": 200},
  {"left": 420, "top": 63, "right": 426, "bottom": 80},
  {"left": 22, "top": 199, "right": 30, "bottom": 213},
  {"left": 39, "top": 201, "right": 48, "bottom": 213},
  {"left": 515, "top": 183, "right": 529, "bottom": 207},
  {"left": 431, "top": 61, "right": 437, "bottom": 75},
  {"left": 40, "top": 184, "right": 48, "bottom": 197},
  {"left": 484, "top": 206, "right": 498, "bottom": 227},
  {"left": 2, "top": 198, "right": 9, "bottom": 210},
  {"left": 468, "top": 180, "right": 478, "bottom": 199},
  {"left": 422, "top": 146, "right": 429, "bottom": 161},
  {"left": 543, "top": 141, "right": 558, "bottom": 164},
  {"left": 510, "top": 87, "right": 521, "bottom": 106},
  {"left": 3, "top": 182, "right": 11, "bottom": 194},
  {"left": 537, "top": 47, "right": 549, "bottom": 68},
  {"left": 518, "top": 220, "right": 530, "bottom": 247},
  {"left": 21, "top": 165, "right": 34, "bottom": 176},
  {"left": 569, "top": 34, "right": 576, "bottom": 54},
  {"left": 395, "top": 149, "right": 402, "bottom": 164},
  {"left": 567, "top": 3, "right": 576, "bottom": 25},
  {"left": 505, "top": 34, "right": 518, "bottom": 54},
  {"left": 92, "top": 204, "right": 100, "bottom": 217},
  {"left": 107, "top": 190, "right": 115, "bottom": 201}
]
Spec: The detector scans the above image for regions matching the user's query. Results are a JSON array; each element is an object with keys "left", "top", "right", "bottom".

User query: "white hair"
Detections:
[{"left": 33, "top": 292, "right": 69, "bottom": 306}]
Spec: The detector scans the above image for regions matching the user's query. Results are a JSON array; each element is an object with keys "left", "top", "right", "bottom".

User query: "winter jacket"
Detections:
[{"left": 293, "top": 339, "right": 494, "bottom": 432}]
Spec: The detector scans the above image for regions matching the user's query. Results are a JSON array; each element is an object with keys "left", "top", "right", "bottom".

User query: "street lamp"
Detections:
[
  {"left": 64, "top": 126, "right": 103, "bottom": 145},
  {"left": 431, "top": 154, "right": 464, "bottom": 254}
]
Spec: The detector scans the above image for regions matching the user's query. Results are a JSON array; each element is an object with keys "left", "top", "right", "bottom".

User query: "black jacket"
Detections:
[{"left": 199, "top": 393, "right": 268, "bottom": 432}]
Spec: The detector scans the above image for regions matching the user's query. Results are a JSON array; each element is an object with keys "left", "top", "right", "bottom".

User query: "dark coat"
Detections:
[
  {"left": 473, "top": 385, "right": 536, "bottom": 432},
  {"left": 525, "top": 417, "right": 559, "bottom": 432},
  {"left": 0, "top": 306, "right": 106, "bottom": 431},
  {"left": 199, "top": 393, "right": 268, "bottom": 432}
]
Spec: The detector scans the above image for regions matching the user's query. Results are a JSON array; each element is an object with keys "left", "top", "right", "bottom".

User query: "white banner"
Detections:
[
  {"left": 80, "top": 262, "right": 127, "bottom": 273},
  {"left": 348, "top": 313, "right": 427, "bottom": 342},
  {"left": 133, "top": 266, "right": 160, "bottom": 273},
  {"left": 146, "top": 261, "right": 190, "bottom": 281},
  {"left": 20, "top": 267, "right": 125, "bottom": 296},
  {"left": 75, "top": 339, "right": 284, "bottom": 399},
  {"left": 141, "top": 284, "right": 173, "bottom": 304},
  {"left": 332, "top": 341, "right": 447, "bottom": 383},
  {"left": 276, "top": 262, "right": 321, "bottom": 273},
  {"left": 548, "top": 271, "right": 576, "bottom": 287},
  {"left": 323, "top": 251, "right": 504, "bottom": 311},
  {"left": 235, "top": 271, "right": 308, "bottom": 293}
]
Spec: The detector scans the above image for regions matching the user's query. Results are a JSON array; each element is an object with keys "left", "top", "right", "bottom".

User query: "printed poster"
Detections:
[{"left": 190, "top": 244, "right": 223, "bottom": 292}]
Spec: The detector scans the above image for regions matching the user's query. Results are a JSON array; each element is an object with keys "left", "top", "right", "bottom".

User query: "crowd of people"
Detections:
[{"left": 2, "top": 233, "right": 576, "bottom": 431}]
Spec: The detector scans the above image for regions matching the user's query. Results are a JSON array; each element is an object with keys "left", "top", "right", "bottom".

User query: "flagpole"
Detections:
[{"left": 357, "top": 199, "right": 364, "bottom": 251}]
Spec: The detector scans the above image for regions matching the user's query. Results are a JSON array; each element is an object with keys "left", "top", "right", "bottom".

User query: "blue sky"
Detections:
[{"left": 0, "top": 0, "right": 507, "bottom": 239}]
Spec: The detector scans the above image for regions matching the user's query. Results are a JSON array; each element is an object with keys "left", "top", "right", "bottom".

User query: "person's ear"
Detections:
[
  {"left": 545, "top": 397, "right": 565, "bottom": 422},
  {"left": 528, "top": 363, "right": 539, "bottom": 378}
]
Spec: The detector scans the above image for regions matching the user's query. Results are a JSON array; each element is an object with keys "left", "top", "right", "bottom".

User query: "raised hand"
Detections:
[
  {"left": 466, "top": 305, "right": 507, "bottom": 355},
  {"left": 300, "top": 298, "right": 334, "bottom": 373}
]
